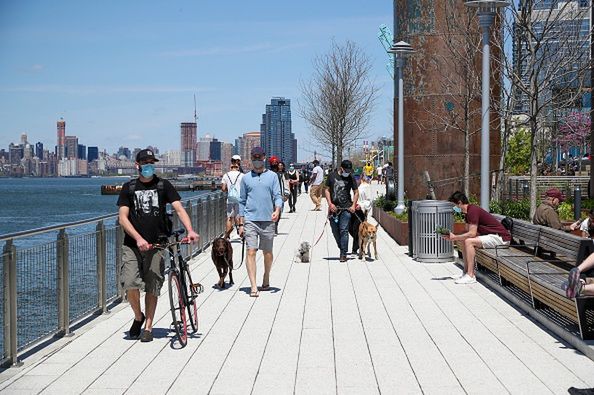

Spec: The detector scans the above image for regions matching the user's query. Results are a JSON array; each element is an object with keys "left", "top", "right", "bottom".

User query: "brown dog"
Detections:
[
  {"left": 358, "top": 221, "right": 378, "bottom": 260},
  {"left": 212, "top": 237, "right": 234, "bottom": 288}
]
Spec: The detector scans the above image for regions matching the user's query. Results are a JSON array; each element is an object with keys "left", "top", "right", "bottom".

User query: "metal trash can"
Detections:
[{"left": 411, "top": 200, "right": 455, "bottom": 263}]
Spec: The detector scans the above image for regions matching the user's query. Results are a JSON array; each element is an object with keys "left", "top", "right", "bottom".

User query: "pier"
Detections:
[{"left": 2, "top": 185, "right": 594, "bottom": 394}]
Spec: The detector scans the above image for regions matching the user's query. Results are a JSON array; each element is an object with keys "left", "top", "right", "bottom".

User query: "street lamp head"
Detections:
[
  {"left": 464, "top": 0, "right": 509, "bottom": 13},
  {"left": 387, "top": 41, "right": 414, "bottom": 56}
]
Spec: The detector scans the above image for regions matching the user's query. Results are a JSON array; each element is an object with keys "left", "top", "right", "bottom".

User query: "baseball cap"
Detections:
[
  {"left": 545, "top": 188, "right": 564, "bottom": 202},
  {"left": 231, "top": 154, "right": 241, "bottom": 161},
  {"left": 340, "top": 159, "right": 353, "bottom": 171},
  {"left": 251, "top": 146, "right": 265, "bottom": 159},
  {"left": 268, "top": 155, "right": 279, "bottom": 165},
  {"left": 136, "top": 149, "right": 159, "bottom": 162}
]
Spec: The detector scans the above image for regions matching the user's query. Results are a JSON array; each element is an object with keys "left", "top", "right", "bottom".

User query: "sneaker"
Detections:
[
  {"left": 566, "top": 268, "right": 582, "bottom": 298},
  {"left": 140, "top": 329, "right": 153, "bottom": 343},
  {"left": 340, "top": 255, "right": 347, "bottom": 262},
  {"left": 450, "top": 272, "right": 466, "bottom": 280},
  {"left": 129, "top": 313, "right": 145, "bottom": 339},
  {"left": 455, "top": 274, "right": 477, "bottom": 284}
]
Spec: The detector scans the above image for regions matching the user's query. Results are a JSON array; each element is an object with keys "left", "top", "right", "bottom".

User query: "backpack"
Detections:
[
  {"left": 501, "top": 216, "right": 514, "bottom": 234},
  {"left": 128, "top": 178, "right": 173, "bottom": 236},
  {"left": 226, "top": 173, "right": 241, "bottom": 204}
]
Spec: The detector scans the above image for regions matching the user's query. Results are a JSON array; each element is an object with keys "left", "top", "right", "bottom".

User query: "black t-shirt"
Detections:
[
  {"left": 117, "top": 176, "right": 181, "bottom": 248},
  {"left": 325, "top": 171, "right": 358, "bottom": 209}
]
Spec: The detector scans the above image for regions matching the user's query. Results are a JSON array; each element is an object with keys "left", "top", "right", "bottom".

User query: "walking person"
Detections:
[
  {"left": 117, "top": 149, "right": 199, "bottom": 342},
  {"left": 221, "top": 156, "right": 244, "bottom": 239},
  {"left": 350, "top": 175, "right": 373, "bottom": 255},
  {"left": 309, "top": 159, "right": 324, "bottom": 211},
  {"left": 302, "top": 164, "right": 311, "bottom": 194},
  {"left": 325, "top": 159, "right": 359, "bottom": 262},
  {"left": 238, "top": 147, "right": 283, "bottom": 297},
  {"left": 286, "top": 163, "right": 300, "bottom": 213},
  {"left": 269, "top": 157, "right": 289, "bottom": 234}
]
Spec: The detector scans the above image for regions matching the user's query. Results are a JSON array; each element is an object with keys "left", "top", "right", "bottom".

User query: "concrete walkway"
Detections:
[{"left": 2, "top": 184, "right": 594, "bottom": 394}]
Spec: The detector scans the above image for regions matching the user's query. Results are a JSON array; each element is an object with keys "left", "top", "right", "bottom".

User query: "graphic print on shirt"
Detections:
[
  {"left": 332, "top": 178, "right": 350, "bottom": 208},
  {"left": 134, "top": 190, "right": 160, "bottom": 217}
]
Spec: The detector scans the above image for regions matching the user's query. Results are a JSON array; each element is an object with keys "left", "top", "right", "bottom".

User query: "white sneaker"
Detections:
[
  {"left": 450, "top": 272, "right": 465, "bottom": 280},
  {"left": 455, "top": 274, "right": 477, "bottom": 284}
]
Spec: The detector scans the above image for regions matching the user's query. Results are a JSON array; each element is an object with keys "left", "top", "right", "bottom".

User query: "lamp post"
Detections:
[
  {"left": 388, "top": 41, "right": 413, "bottom": 214},
  {"left": 465, "top": 0, "right": 509, "bottom": 210}
]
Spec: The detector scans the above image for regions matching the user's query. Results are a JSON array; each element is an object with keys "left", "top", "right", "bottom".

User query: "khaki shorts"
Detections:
[
  {"left": 120, "top": 245, "right": 165, "bottom": 297},
  {"left": 478, "top": 234, "right": 509, "bottom": 249},
  {"left": 244, "top": 220, "right": 275, "bottom": 251},
  {"left": 226, "top": 203, "right": 239, "bottom": 218}
]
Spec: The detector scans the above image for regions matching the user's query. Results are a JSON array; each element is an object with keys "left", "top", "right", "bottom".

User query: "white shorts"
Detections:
[
  {"left": 478, "top": 234, "right": 509, "bottom": 249},
  {"left": 226, "top": 203, "right": 239, "bottom": 218}
]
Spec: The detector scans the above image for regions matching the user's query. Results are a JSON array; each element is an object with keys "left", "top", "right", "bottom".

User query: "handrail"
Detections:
[{"left": 0, "top": 192, "right": 211, "bottom": 242}]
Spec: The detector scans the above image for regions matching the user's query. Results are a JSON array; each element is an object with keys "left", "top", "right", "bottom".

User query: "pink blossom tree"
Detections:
[{"left": 556, "top": 112, "right": 591, "bottom": 172}]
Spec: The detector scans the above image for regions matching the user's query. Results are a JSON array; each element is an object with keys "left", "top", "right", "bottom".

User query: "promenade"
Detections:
[{"left": 2, "top": 184, "right": 594, "bottom": 394}]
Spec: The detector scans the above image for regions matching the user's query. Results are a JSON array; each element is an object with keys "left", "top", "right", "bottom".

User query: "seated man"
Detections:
[
  {"left": 533, "top": 188, "right": 580, "bottom": 231},
  {"left": 443, "top": 191, "right": 512, "bottom": 284}
]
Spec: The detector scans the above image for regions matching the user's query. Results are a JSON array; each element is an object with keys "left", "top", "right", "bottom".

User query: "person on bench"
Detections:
[
  {"left": 565, "top": 253, "right": 594, "bottom": 298},
  {"left": 532, "top": 188, "right": 580, "bottom": 231},
  {"left": 443, "top": 191, "right": 512, "bottom": 284}
]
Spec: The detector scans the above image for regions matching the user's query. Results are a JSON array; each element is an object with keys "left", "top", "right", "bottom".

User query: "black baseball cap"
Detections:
[
  {"left": 341, "top": 159, "right": 353, "bottom": 170},
  {"left": 251, "top": 146, "right": 265, "bottom": 159},
  {"left": 136, "top": 149, "right": 159, "bottom": 162}
]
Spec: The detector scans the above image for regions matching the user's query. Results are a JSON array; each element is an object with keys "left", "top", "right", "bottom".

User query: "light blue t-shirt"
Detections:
[{"left": 239, "top": 169, "right": 283, "bottom": 221}]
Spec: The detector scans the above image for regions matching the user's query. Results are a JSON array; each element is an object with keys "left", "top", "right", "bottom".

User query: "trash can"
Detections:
[{"left": 411, "top": 200, "right": 455, "bottom": 263}]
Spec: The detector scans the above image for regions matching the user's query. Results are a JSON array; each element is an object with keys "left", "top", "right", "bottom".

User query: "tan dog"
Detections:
[{"left": 358, "top": 221, "right": 378, "bottom": 260}]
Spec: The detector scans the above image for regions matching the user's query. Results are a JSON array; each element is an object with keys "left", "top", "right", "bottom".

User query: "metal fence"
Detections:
[
  {"left": 0, "top": 191, "right": 225, "bottom": 367},
  {"left": 506, "top": 176, "right": 590, "bottom": 200}
]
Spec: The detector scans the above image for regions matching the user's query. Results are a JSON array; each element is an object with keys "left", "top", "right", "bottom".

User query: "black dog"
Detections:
[{"left": 212, "top": 237, "right": 234, "bottom": 288}]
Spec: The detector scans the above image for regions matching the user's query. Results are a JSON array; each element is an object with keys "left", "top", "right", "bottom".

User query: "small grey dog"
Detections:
[{"left": 298, "top": 241, "right": 311, "bottom": 263}]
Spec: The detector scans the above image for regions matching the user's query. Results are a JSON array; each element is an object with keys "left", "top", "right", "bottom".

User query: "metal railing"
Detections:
[
  {"left": 506, "top": 176, "right": 589, "bottom": 200},
  {"left": 0, "top": 191, "right": 225, "bottom": 367}
]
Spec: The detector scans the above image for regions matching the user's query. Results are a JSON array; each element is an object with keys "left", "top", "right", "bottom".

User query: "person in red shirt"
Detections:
[{"left": 443, "top": 191, "right": 511, "bottom": 284}]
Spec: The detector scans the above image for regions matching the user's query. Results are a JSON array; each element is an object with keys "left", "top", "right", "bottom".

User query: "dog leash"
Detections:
[{"left": 312, "top": 207, "right": 348, "bottom": 248}]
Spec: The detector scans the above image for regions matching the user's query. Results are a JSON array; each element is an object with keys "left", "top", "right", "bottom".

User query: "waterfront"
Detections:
[{"left": 0, "top": 177, "right": 203, "bottom": 237}]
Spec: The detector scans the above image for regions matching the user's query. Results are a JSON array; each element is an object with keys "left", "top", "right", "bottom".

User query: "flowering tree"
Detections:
[{"left": 556, "top": 112, "right": 591, "bottom": 171}]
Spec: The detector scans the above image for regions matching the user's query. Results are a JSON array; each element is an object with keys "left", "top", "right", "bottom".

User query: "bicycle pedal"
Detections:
[{"left": 191, "top": 283, "right": 204, "bottom": 294}]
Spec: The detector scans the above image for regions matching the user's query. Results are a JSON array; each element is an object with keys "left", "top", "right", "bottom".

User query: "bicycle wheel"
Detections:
[
  {"left": 182, "top": 265, "right": 199, "bottom": 333},
  {"left": 168, "top": 271, "right": 188, "bottom": 347}
]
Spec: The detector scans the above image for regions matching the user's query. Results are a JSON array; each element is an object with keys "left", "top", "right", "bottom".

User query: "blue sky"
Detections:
[{"left": 0, "top": 1, "right": 394, "bottom": 161}]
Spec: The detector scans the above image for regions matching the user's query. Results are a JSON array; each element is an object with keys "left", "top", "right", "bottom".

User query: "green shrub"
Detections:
[
  {"left": 489, "top": 199, "right": 531, "bottom": 220},
  {"left": 558, "top": 202, "right": 574, "bottom": 221},
  {"left": 383, "top": 199, "right": 396, "bottom": 212}
]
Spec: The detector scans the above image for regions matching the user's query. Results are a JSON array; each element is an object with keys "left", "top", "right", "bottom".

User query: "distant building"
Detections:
[
  {"left": 78, "top": 144, "right": 86, "bottom": 160},
  {"left": 9, "top": 143, "right": 23, "bottom": 165},
  {"left": 196, "top": 134, "right": 213, "bottom": 161},
  {"left": 181, "top": 122, "right": 197, "bottom": 167},
  {"left": 260, "top": 97, "right": 296, "bottom": 164},
  {"left": 87, "top": 146, "right": 99, "bottom": 162},
  {"left": 221, "top": 142, "right": 234, "bottom": 167},
  {"left": 209, "top": 138, "right": 221, "bottom": 161},
  {"left": 65, "top": 136, "right": 78, "bottom": 159},
  {"left": 238, "top": 131, "right": 261, "bottom": 170},
  {"left": 35, "top": 142, "right": 44, "bottom": 159},
  {"left": 117, "top": 146, "right": 131, "bottom": 160},
  {"left": 57, "top": 118, "right": 66, "bottom": 159}
]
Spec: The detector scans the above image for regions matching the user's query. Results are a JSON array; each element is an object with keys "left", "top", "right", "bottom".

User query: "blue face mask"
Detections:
[
  {"left": 453, "top": 206, "right": 462, "bottom": 214},
  {"left": 140, "top": 164, "right": 155, "bottom": 178}
]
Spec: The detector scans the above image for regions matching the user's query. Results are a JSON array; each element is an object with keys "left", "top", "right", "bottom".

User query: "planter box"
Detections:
[{"left": 373, "top": 206, "right": 408, "bottom": 246}]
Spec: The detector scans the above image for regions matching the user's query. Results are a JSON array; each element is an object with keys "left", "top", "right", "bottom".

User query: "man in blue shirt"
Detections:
[{"left": 238, "top": 147, "right": 283, "bottom": 297}]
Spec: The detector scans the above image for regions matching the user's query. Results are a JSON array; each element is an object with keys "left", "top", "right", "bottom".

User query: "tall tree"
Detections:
[{"left": 299, "top": 41, "right": 378, "bottom": 167}]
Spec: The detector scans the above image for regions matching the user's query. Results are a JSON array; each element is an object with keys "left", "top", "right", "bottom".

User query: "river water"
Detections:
[{"left": 0, "top": 177, "right": 201, "bottom": 236}]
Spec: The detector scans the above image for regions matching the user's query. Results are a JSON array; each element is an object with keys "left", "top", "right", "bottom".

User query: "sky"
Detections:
[{"left": 0, "top": 1, "right": 395, "bottom": 162}]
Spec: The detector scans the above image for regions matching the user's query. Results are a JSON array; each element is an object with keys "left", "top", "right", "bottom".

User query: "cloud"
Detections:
[
  {"left": 20, "top": 64, "right": 44, "bottom": 74},
  {"left": 0, "top": 85, "right": 216, "bottom": 94},
  {"left": 159, "top": 42, "right": 308, "bottom": 57}
]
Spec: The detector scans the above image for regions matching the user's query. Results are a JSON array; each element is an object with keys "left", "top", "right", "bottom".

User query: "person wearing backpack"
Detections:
[
  {"left": 117, "top": 149, "right": 199, "bottom": 342},
  {"left": 221, "top": 157, "right": 244, "bottom": 239}
]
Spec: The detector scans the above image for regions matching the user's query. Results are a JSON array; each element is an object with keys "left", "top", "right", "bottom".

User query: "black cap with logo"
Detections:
[{"left": 136, "top": 149, "right": 159, "bottom": 163}]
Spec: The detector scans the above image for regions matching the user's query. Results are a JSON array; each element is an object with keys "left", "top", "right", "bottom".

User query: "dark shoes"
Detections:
[
  {"left": 140, "top": 329, "right": 153, "bottom": 342},
  {"left": 340, "top": 255, "right": 347, "bottom": 262},
  {"left": 129, "top": 313, "right": 145, "bottom": 339}
]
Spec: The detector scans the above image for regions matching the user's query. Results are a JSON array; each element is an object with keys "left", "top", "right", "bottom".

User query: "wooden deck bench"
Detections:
[{"left": 464, "top": 217, "right": 594, "bottom": 339}]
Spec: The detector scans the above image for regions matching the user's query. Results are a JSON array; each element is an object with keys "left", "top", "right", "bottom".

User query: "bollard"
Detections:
[
  {"left": 575, "top": 184, "right": 582, "bottom": 221},
  {"left": 3, "top": 239, "right": 22, "bottom": 366},
  {"left": 56, "top": 229, "right": 71, "bottom": 337},
  {"left": 522, "top": 181, "right": 529, "bottom": 199}
]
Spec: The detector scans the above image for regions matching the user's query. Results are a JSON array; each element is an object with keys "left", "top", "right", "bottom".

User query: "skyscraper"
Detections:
[
  {"left": 35, "top": 142, "right": 44, "bottom": 159},
  {"left": 239, "top": 131, "right": 261, "bottom": 170},
  {"left": 260, "top": 97, "right": 296, "bottom": 164},
  {"left": 87, "top": 146, "right": 99, "bottom": 162},
  {"left": 57, "top": 118, "right": 66, "bottom": 160},
  {"left": 180, "top": 122, "right": 197, "bottom": 167},
  {"left": 78, "top": 144, "right": 87, "bottom": 160},
  {"left": 65, "top": 136, "right": 78, "bottom": 159}
]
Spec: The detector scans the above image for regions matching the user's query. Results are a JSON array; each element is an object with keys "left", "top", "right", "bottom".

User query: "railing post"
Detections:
[
  {"left": 96, "top": 221, "right": 107, "bottom": 314},
  {"left": 184, "top": 200, "right": 194, "bottom": 257},
  {"left": 56, "top": 229, "right": 71, "bottom": 337},
  {"left": 3, "top": 239, "right": 21, "bottom": 366},
  {"left": 115, "top": 219, "right": 124, "bottom": 300}
]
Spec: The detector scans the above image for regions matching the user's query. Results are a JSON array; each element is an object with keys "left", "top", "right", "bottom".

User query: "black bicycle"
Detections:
[{"left": 153, "top": 229, "right": 203, "bottom": 347}]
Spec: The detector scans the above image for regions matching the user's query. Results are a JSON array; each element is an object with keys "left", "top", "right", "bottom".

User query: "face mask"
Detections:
[
  {"left": 341, "top": 171, "right": 350, "bottom": 178},
  {"left": 252, "top": 160, "right": 264, "bottom": 169},
  {"left": 289, "top": 166, "right": 294, "bottom": 171},
  {"left": 140, "top": 164, "right": 155, "bottom": 178},
  {"left": 453, "top": 206, "right": 462, "bottom": 214}
]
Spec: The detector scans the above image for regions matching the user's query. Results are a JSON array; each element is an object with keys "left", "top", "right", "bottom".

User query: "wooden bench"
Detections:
[{"left": 469, "top": 218, "right": 594, "bottom": 339}]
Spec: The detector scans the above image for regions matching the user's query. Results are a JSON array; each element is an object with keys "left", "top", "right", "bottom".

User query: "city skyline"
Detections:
[{"left": 0, "top": 1, "right": 394, "bottom": 161}]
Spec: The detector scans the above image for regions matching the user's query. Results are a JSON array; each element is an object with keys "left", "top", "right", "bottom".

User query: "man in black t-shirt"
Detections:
[
  {"left": 117, "top": 149, "right": 199, "bottom": 342},
  {"left": 325, "top": 159, "right": 359, "bottom": 262}
]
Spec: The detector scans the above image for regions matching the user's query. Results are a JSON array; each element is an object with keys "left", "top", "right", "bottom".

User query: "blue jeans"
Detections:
[{"left": 329, "top": 210, "right": 351, "bottom": 257}]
